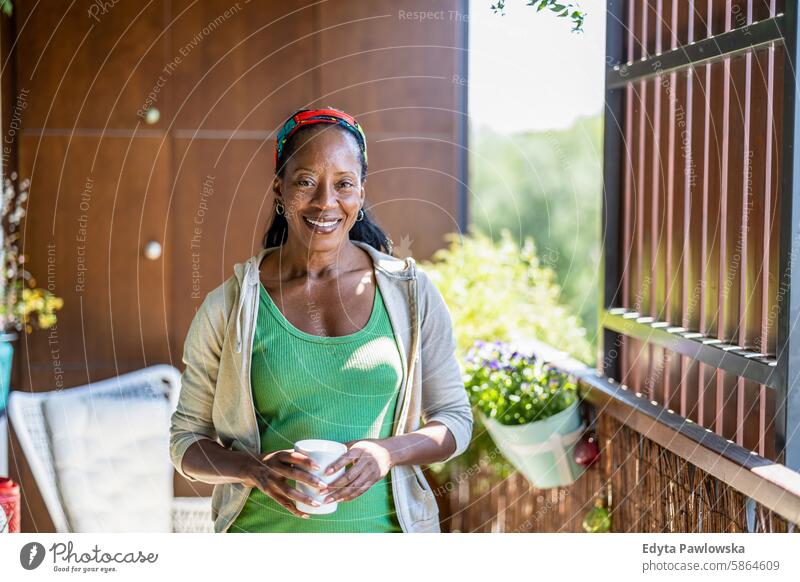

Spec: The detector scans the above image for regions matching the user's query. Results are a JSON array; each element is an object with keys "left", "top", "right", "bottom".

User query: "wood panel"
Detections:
[
  {"left": 15, "top": 0, "right": 168, "bottom": 129},
  {"left": 168, "top": 137, "right": 273, "bottom": 359},
  {"left": 18, "top": 135, "right": 171, "bottom": 388},
  {"left": 316, "top": 0, "right": 465, "bottom": 259},
  {"left": 362, "top": 138, "right": 462, "bottom": 259},
  {"left": 169, "top": 0, "right": 316, "bottom": 131},
  {"left": 317, "top": 0, "right": 461, "bottom": 136}
]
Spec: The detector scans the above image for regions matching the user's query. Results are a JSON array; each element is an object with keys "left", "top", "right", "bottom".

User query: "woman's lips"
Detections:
[{"left": 302, "top": 216, "right": 343, "bottom": 234}]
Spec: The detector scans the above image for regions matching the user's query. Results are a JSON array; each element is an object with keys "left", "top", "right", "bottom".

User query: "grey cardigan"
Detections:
[{"left": 169, "top": 240, "right": 473, "bottom": 532}]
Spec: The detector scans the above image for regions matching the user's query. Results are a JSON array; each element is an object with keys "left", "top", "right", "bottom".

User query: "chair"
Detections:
[{"left": 8, "top": 364, "right": 213, "bottom": 532}]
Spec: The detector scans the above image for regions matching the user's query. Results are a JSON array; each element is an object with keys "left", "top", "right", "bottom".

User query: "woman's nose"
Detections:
[{"left": 312, "top": 180, "right": 338, "bottom": 208}]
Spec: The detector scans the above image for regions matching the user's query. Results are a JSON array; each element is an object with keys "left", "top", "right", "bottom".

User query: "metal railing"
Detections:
[{"left": 515, "top": 337, "right": 800, "bottom": 526}]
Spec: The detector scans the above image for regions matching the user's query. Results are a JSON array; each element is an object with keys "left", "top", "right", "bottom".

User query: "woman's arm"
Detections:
[
  {"left": 316, "top": 422, "right": 455, "bottom": 504},
  {"left": 381, "top": 420, "right": 456, "bottom": 466},
  {"left": 180, "top": 439, "right": 252, "bottom": 484},
  {"left": 170, "top": 291, "right": 226, "bottom": 483},
  {"left": 318, "top": 423, "right": 456, "bottom": 505},
  {"left": 414, "top": 268, "right": 473, "bottom": 462},
  {"left": 182, "top": 439, "right": 332, "bottom": 518}
]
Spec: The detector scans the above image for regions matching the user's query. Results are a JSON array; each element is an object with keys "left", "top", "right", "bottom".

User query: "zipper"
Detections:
[
  {"left": 245, "top": 259, "right": 261, "bottom": 452},
  {"left": 398, "top": 257, "right": 420, "bottom": 432}
]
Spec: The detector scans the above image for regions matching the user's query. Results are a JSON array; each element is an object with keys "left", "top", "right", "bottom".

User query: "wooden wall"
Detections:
[{"left": 2, "top": 0, "right": 467, "bottom": 532}]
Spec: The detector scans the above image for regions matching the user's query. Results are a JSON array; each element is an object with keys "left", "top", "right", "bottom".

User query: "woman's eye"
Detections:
[
  {"left": 297, "top": 179, "right": 313, "bottom": 187},
  {"left": 339, "top": 181, "right": 354, "bottom": 189}
]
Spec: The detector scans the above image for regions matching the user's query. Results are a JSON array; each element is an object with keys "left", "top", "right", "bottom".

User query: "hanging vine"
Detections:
[{"left": 491, "top": 0, "right": 586, "bottom": 32}]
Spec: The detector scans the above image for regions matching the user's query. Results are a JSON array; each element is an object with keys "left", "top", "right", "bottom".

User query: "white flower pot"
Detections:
[{"left": 481, "top": 400, "right": 586, "bottom": 488}]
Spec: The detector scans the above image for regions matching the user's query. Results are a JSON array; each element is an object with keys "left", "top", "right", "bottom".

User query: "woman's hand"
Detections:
[
  {"left": 321, "top": 439, "right": 394, "bottom": 504},
  {"left": 238, "top": 449, "right": 330, "bottom": 518}
]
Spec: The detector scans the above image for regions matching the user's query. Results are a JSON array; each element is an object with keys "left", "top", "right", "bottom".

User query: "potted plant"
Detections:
[
  {"left": 0, "top": 172, "right": 63, "bottom": 415},
  {"left": 464, "top": 340, "right": 586, "bottom": 488}
]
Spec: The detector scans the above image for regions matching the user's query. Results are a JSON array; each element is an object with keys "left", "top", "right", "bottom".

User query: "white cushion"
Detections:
[{"left": 42, "top": 390, "right": 172, "bottom": 532}]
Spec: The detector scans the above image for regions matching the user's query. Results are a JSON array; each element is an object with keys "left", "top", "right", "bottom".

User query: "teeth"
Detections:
[{"left": 306, "top": 217, "right": 339, "bottom": 227}]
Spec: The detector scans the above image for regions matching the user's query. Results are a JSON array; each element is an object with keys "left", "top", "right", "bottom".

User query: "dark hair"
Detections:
[{"left": 262, "top": 123, "right": 393, "bottom": 254}]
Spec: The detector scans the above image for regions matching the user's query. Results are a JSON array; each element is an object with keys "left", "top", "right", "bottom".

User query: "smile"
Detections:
[{"left": 303, "top": 216, "right": 343, "bottom": 233}]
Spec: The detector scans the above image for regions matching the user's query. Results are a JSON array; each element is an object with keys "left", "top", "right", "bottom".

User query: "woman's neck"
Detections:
[{"left": 269, "top": 238, "right": 362, "bottom": 282}]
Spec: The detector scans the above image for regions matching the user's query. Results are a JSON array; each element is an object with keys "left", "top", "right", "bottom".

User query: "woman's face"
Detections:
[{"left": 273, "top": 125, "right": 365, "bottom": 253}]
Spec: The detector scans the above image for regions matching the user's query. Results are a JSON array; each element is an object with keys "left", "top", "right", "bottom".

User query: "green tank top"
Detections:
[{"left": 228, "top": 279, "right": 403, "bottom": 533}]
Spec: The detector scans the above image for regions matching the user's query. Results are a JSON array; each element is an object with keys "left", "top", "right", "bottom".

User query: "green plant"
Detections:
[
  {"left": 0, "top": 1, "right": 12, "bottom": 17},
  {"left": 419, "top": 229, "right": 590, "bottom": 478},
  {"left": 465, "top": 340, "right": 577, "bottom": 425},
  {"left": 491, "top": 0, "right": 586, "bottom": 32},
  {"left": 420, "top": 229, "right": 591, "bottom": 363},
  {"left": 0, "top": 172, "right": 63, "bottom": 334}
]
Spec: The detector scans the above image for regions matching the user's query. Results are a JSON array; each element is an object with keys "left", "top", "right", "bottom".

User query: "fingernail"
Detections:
[
  {"left": 302, "top": 514, "right": 310, "bottom": 519},
  {"left": 324, "top": 496, "right": 334, "bottom": 504}
]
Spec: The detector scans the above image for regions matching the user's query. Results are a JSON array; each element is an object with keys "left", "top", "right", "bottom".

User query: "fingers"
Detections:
[
  {"left": 269, "top": 478, "right": 322, "bottom": 510},
  {"left": 248, "top": 471, "right": 310, "bottom": 519},
  {"left": 325, "top": 471, "right": 374, "bottom": 503},
  {"left": 326, "top": 461, "right": 366, "bottom": 491},
  {"left": 249, "top": 466, "right": 323, "bottom": 519},
  {"left": 274, "top": 450, "right": 320, "bottom": 472},
  {"left": 265, "top": 480, "right": 313, "bottom": 519},
  {"left": 325, "top": 462, "right": 371, "bottom": 502},
  {"left": 262, "top": 450, "right": 328, "bottom": 489},
  {"left": 325, "top": 449, "right": 357, "bottom": 476},
  {"left": 269, "top": 464, "right": 329, "bottom": 490}
]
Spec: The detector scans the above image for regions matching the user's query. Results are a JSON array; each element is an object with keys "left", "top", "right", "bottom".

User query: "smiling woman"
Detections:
[
  {"left": 169, "top": 107, "right": 474, "bottom": 533},
  {"left": 263, "top": 108, "right": 391, "bottom": 254}
]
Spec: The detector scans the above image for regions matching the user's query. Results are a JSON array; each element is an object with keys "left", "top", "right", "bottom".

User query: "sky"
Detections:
[{"left": 468, "top": 0, "right": 606, "bottom": 134}]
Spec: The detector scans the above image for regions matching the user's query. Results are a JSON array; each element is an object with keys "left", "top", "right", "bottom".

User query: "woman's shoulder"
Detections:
[
  {"left": 194, "top": 275, "right": 239, "bottom": 333},
  {"left": 351, "top": 240, "right": 411, "bottom": 275},
  {"left": 204, "top": 250, "right": 265, "bottom": 316},
  {"left": 412, "top": 263, "right": 456, "bottom": 325}
]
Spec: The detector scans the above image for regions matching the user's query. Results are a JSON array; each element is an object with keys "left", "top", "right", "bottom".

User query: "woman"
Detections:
[{"left": 169, "top": 107, "right": 472, "bottom": 533}]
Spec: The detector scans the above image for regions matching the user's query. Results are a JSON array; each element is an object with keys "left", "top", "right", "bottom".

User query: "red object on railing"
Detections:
[
  {"left": 573, "top": 434, "right": 600, "bottom": 469},
  {"left": 0, "top": 477, "right": 20, "bottom": 533}
]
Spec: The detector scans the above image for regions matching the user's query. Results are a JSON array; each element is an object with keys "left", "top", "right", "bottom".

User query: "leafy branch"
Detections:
[{"left": 491, "top": 0, "right": 586, "bottom": 32}]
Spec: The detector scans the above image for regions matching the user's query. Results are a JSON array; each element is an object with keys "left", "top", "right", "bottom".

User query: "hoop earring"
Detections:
[
  {"left": 356, "top": 208, "right": 365, "bottom": 221},
  {"left": 275, "top": 202, "right": 285, "bottom": 215}
]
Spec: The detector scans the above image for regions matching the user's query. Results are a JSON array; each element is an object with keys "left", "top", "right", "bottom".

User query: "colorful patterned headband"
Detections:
[{"left": 274, "top": 108, "right": 368, "bottom": 173}]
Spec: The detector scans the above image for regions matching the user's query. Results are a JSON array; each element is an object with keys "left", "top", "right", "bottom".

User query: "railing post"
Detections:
[
  {"left": 600, "top": 0, "right": 626, "bottom": 379},
  {"left": 457, "top": 0, "right": 469, "bottom": 232},
  {"left": 777, "top": 0, "right": 800, "bottom": 471}
]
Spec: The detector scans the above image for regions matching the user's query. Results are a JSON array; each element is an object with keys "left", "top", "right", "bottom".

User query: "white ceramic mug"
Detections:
[{"left": 293, "top": 439, "right": 347, "bottom": 515}]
